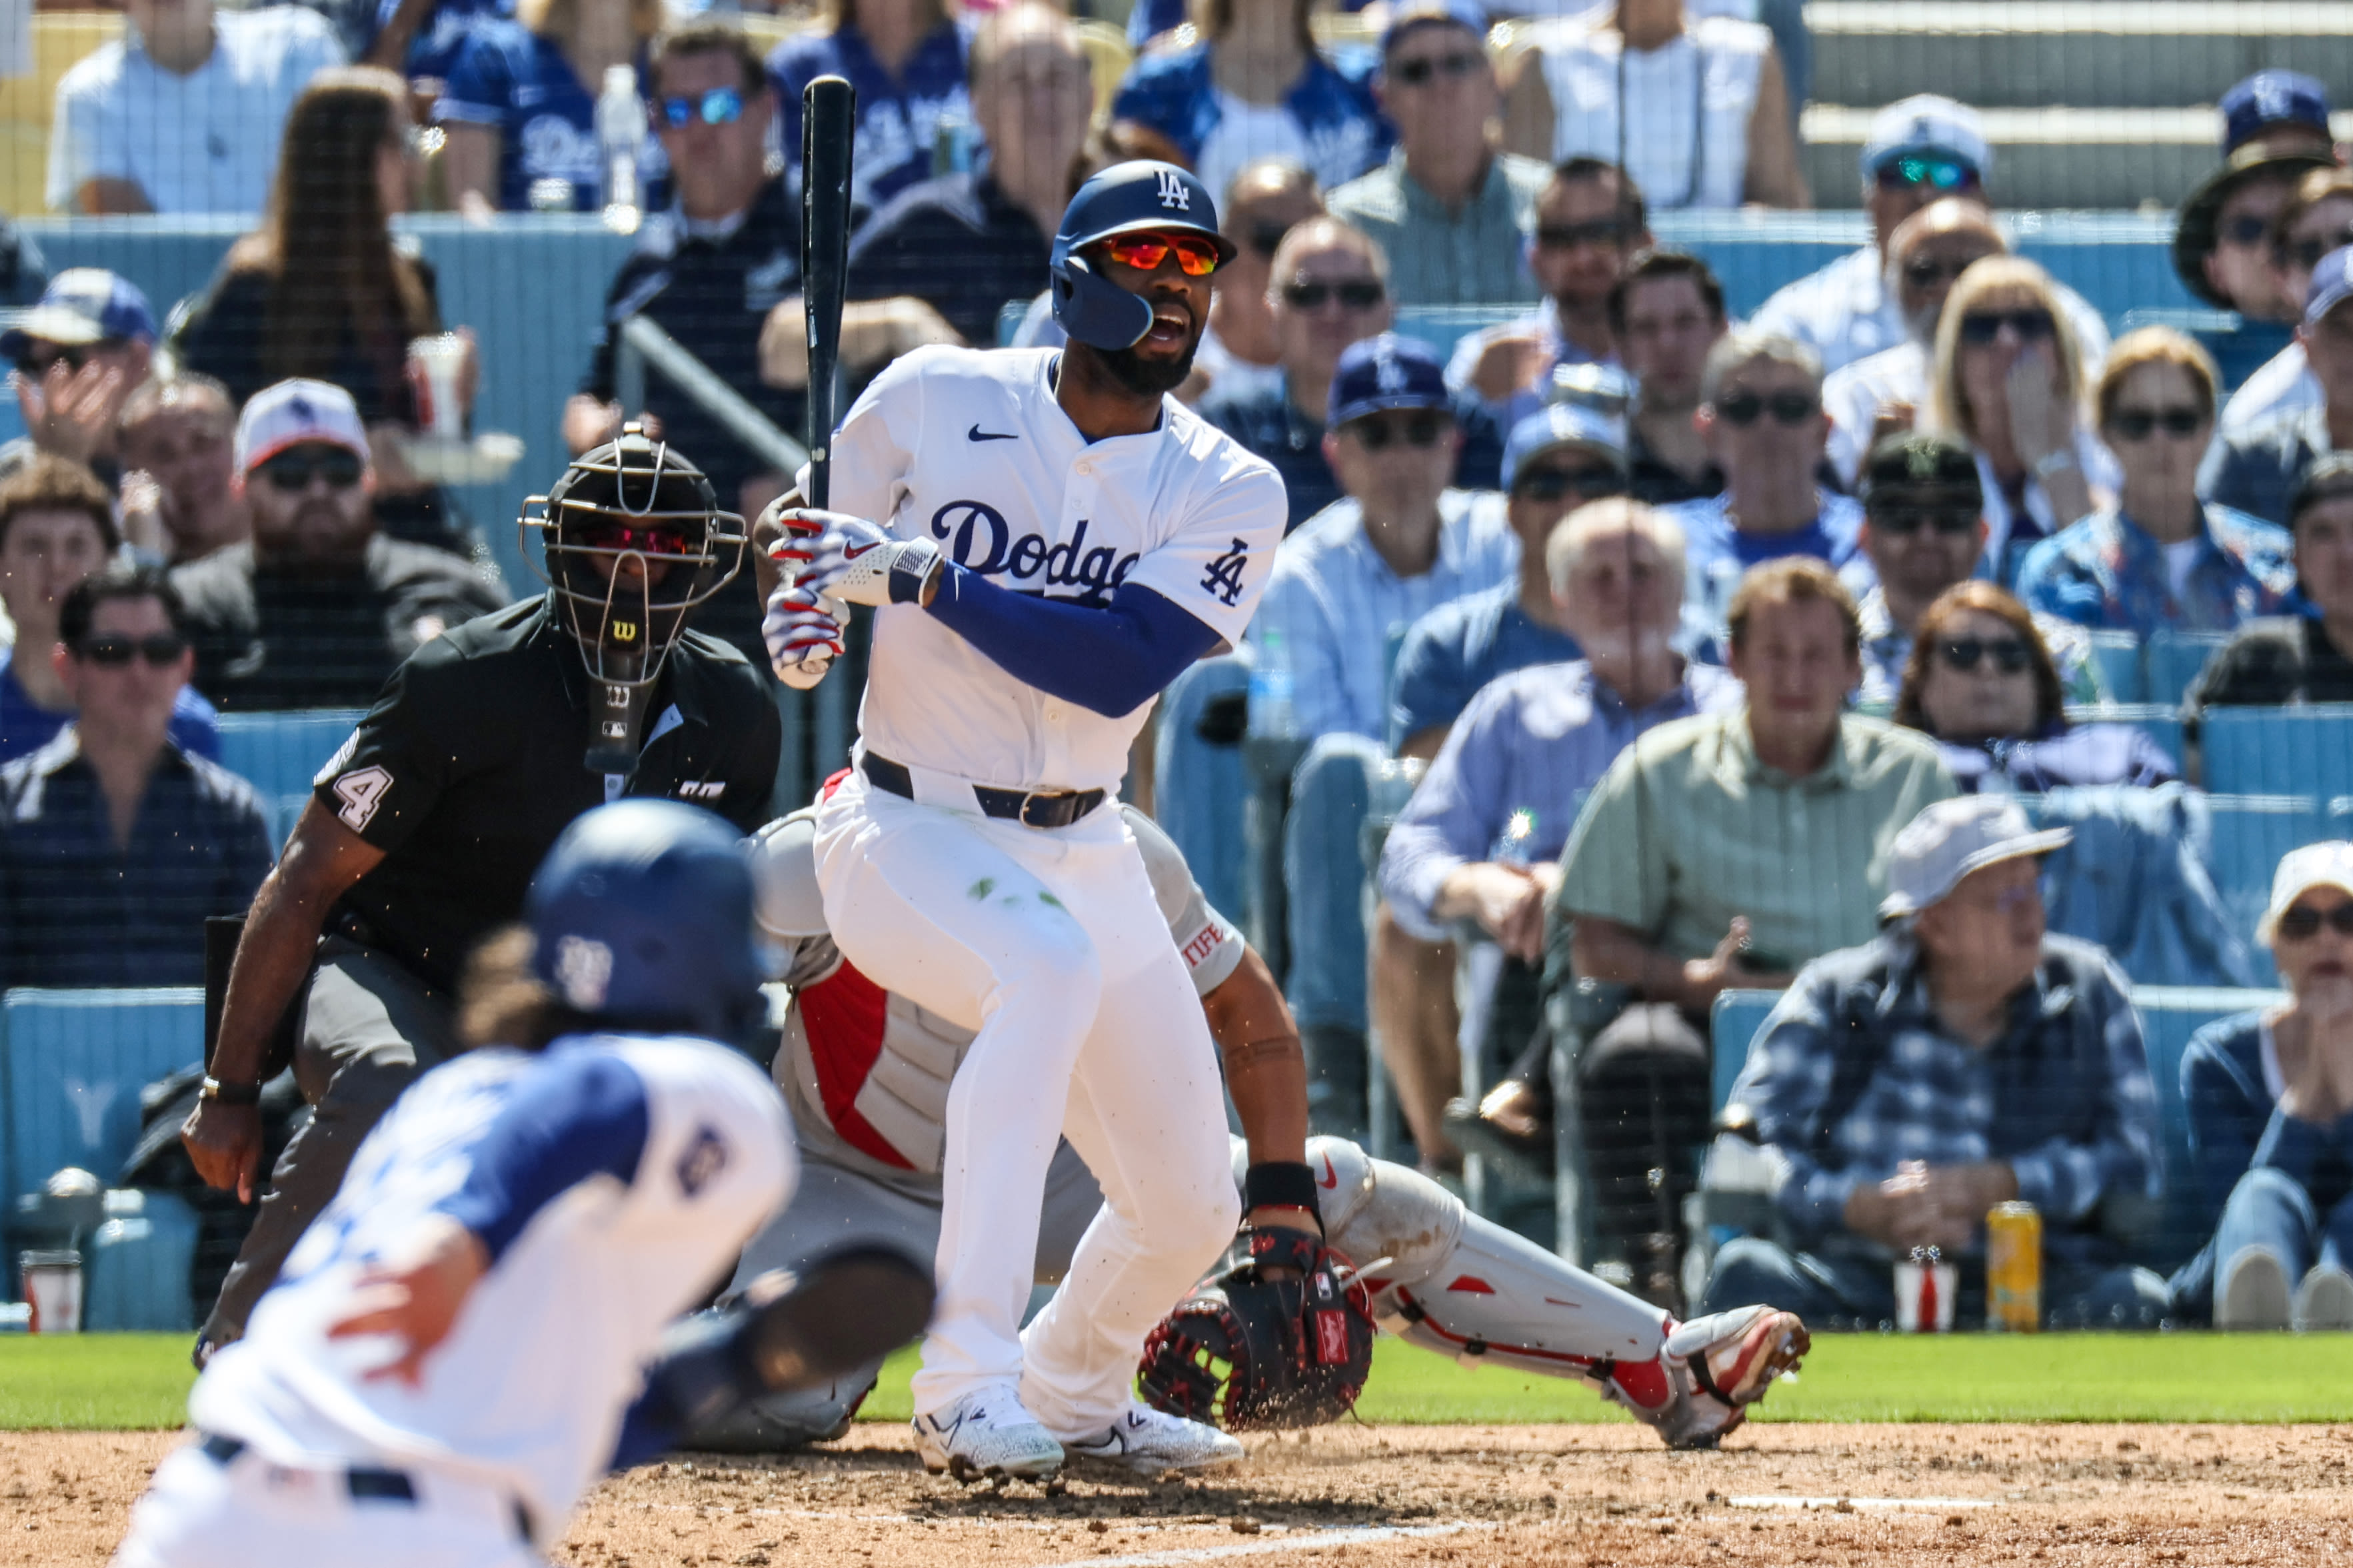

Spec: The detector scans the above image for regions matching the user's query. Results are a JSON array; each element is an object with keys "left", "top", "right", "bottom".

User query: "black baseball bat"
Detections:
[{"left": 801, "top": 75, "right": 857, "bottom": 510}]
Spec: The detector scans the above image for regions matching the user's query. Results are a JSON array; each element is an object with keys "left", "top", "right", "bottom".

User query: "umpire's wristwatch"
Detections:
[{"left": 199, "top": 1076, "right": 262, "bottom": 1106}]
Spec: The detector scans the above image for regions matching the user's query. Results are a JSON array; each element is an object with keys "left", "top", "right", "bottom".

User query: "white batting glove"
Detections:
[
  {"left": 771, "top": 508, "right": 945, "bottom": 608},
  {"left": 763, "top": 580, "right": 845, "bottom": 690}
]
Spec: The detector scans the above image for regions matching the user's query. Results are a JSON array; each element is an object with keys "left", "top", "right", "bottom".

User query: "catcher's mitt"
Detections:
[{"left": 1137, "top": 1228, "right": 1376, "bottom": 1431}]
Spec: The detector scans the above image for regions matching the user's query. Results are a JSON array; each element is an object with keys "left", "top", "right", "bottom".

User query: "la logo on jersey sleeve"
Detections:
[{"left": 1200, "top": 538, "right": 1250, "bottom": 608}]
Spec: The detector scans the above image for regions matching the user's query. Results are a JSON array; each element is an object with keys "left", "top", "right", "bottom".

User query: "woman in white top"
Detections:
[{"left": 1499, "top": 0, "right": 1806, "bottom": 211}]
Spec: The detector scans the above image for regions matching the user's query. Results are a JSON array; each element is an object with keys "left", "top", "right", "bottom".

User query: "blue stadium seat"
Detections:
[
  {"left": 1710, "top": 988, "right": 1784, "bottom": 1114},
  {"left": 214, "top": 710, "right": 367, "bottom": 840},
  {"left": 2146, "top": 632, "right": 2230, "bottom": 708},
  {"left": 2204, "top": 795, "right": 2329, "bottom": 983},
  {"left": 2202, "top": 706, "right": 2353, "bottom": 798},
  {"left": 2133, "top": 986, "right": 2283, "bottom": 1270},
  {"left": 2065, "top": 704, "right": 2184, "bottom": 770},
  {"left": 83, "top": 1189, "right": 200, "bottom": 1331},
  {"left": 0, "top": 990, "right": 205, "bottom": 1203},
  {"left": 2082, "top": 632, "right": 2144, "bottom": 706}
]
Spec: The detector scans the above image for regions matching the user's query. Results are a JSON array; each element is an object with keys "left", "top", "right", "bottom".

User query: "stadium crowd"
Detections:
[{"left": 6, "top": 0, "right": 2353, "bottom": 1339}]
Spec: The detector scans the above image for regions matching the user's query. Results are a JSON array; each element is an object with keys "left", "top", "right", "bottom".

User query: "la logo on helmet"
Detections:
[{"left": 1155, "top": 170, "right": 1190, "bottom": 211}]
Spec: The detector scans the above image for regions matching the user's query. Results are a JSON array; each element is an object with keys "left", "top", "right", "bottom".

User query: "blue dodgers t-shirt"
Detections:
[
  {"left": 1388, "top": 580, "right": 1581, "bottom": 747},
  {"left": 436, "top": 23, "right": 667, "bottom": 212},
  {"left": 0, "top": 650, "right": 221, "bottom": 766},
  {"left": 769, "top": 22, "right": 969, "bottom": 219}
]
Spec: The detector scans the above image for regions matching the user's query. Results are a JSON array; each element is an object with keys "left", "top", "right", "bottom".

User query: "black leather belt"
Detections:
[
  {"left": 863, "top": 752, "right": 1105, "bottom": 829},
  {"left": 200, "top": 1433, "right": 534, "bottom": 1541}
]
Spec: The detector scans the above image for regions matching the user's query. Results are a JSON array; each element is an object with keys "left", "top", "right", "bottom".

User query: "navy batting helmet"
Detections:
[
  {"left": 1050, "top": 161, "right": 1236, "bottom": 351},
  {"left": 527, "top": 800, "right": 767, "bottom": 1046}
]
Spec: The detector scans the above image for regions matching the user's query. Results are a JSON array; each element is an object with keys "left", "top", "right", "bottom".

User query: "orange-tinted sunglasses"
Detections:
[{"left": 1101, "top": 233, "right": 1222, "bottom": 277}]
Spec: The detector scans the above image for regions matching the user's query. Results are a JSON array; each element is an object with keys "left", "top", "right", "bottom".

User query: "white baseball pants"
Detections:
[{"left": 813, "top": 765, "right": 1238, "bottom": 1435}]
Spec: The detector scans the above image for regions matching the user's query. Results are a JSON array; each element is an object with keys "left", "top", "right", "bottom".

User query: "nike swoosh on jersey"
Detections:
[{"left": 967, "top": 425, "right": 1018, "bottom": 442}]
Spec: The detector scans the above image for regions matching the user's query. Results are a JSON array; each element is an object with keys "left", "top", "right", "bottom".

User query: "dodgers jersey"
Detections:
[
  {"left": 825, "top": 345, "right": 1288, "bottom": 793},
  {"left": 189, "top": 1034, "right": 791, "bottom": 1532},
  {"left": 753, "top": 802, "right": 1244, "bottom": 1193}
]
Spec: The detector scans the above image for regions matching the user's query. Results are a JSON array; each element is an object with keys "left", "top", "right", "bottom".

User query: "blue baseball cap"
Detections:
[
  {"left": 2222, "top": 70, "right": 2332, "bottom": 155},
  {"left": 1500, "top": 403, "right": 1626, "bottom": 493},
  {"left": 1382, "top": 0, "right": 1486, "bottom": 55},
  {"left": 2307, "top": 245, "right": 2353, "bottom": 328},
  {"left": 1328, "top": 334, "right": 1450, "bottom": 429},
  {"left": 1858, "top": 95, "right": 1990, "bottom": 184},
  {"left": 0, "top": 269, "right": 157, "bottom": 361}
]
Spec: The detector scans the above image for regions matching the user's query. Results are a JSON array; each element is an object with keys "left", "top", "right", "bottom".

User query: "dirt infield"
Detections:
[{"left": 7, "top": 1421, "right": 2350, "bottom": 1566}]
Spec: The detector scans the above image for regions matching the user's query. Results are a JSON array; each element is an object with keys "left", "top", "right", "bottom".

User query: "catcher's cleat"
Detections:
[
  {"left": 1602, "top": 1305, "right": 1810, "bottom": 1450},
  {"left": 913, "top": 1388, "right": 1065, "bottom": 1482},
  {"left": 1065, "top": 1404, "right": 1245, "bottom": 1476}
]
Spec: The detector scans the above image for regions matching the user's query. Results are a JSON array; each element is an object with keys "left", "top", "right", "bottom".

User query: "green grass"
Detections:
[{"left": 9, "top": 1331, "right": 2352, "bottom": 1432}]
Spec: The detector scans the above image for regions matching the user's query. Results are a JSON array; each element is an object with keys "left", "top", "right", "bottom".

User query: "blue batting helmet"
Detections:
[
  {"left": 1050, "top": 161, "right": 1235, "bottom": 351},
  {"left": 526, "top": 800, "right": 767, "bottom": 1045}
]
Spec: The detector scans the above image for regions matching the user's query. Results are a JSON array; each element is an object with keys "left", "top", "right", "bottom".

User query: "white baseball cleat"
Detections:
[
  {"left": 911, "top": 1388, "right": 1065, "bottom": 1481},
  {"left": 1065, "top": 1404, "right": 1245, "bottom": 1475},
  {"left": 1602, "top": 1304, "right": 1810, "bottom": 1451}
]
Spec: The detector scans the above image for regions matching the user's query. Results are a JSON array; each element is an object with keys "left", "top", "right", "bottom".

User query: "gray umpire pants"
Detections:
[{"left": 199, "top": 936, "right": 461, "bottom": 1349}]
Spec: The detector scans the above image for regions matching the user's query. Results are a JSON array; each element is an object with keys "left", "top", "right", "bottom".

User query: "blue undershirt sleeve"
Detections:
[
  {"left": 923, "top": 569, "right": 1224, "bottom": 718},
  {"left": 436, "top": 1052, "right": 652, "bottom": 1264}
]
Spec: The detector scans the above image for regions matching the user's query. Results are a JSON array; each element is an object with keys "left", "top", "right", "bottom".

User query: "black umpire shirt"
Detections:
[
  {"left": 314, "top": 596, "right": 781, "bottom": 989},
  {"left": 582, "top": 176, "right": 805, "bottom": 658},
  {"left": 845, "top": 170, "right": 1051, "bottom": 351}
]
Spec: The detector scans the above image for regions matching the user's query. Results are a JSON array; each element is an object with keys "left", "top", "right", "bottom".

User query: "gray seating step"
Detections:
[{"left": 1810, "top": 1, "right": 2353, "bottom": 111}]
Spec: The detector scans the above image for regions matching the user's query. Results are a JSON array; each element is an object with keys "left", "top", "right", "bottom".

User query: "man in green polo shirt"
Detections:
[
  {"left": 1327, "top": 0, "right": 1551, "bottom": 309},
  {"left": 1551, "top": 556, "right": 1956, "bottom": 1304}
]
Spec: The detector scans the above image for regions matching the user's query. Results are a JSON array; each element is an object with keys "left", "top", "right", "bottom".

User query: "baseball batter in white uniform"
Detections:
[{"left": 761, "top": 160, "right": 1286, "bottom": 1479}]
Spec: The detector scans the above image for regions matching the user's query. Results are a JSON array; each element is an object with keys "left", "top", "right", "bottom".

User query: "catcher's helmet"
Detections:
[
  {"left": 519, "top": 424, "right": 747, "bottom": 694},
  {"left": 1050, "top": 161, "right": 1235, "bottom": 351},
  {"left": 527, "top": 798, "right": 767, "bottom": 1045}
]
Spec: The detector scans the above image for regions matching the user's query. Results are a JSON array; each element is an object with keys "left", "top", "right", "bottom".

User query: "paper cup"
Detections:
[
  {"left": 1892, "top": 1259, "right": 1956, "bottom": 1333},
  {"left": 407, "top": 334, "right": 468, "bottom": 439},
  {"left": 20, "top": 1251, "right": 81, "bottom": 1335}
]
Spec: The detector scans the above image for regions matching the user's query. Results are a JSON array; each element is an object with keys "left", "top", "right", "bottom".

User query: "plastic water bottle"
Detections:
[
  {"left": 597, "top": 65, "right": 645, "bottom": 233},
  {"left": 1493, "top": 807, "right": 1538, "bottom": 867},
  {"left": 1248, "top": 630, "right": 1295, "bottom": 739}
]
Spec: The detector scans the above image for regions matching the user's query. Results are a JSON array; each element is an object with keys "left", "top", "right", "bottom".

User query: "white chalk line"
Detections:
[
  {"left": 1067, "top": 1519, "right": 1502, "bottom": 1565},
  {"left": 1726, "top": 1495, "right": 2002, "bottom": 1511}
]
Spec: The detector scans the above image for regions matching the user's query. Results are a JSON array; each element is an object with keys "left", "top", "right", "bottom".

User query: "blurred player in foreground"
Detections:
[
  {"left": 116, "top": 802, "right": 931, "bottom": 1568},
  {"left": 677, "top": 792, "right": 1806, "bottom": 1459}
]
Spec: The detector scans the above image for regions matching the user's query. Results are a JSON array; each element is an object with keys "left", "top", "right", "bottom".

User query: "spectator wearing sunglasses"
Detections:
[
  {"left": 1664, "top": 332, "right": 1862, "bottom": 654},
  {"left": 1247, "top": 333, "right": 1519, "bottom": 1136},
  {"left": 0, "top": 269, "right": 157, "bottom": 489},
  {"left": 769, "top": 0, "right": 969, "bottom": 221},
  {"left": 1110, "top": 0, "right": 1389, "bottom": 208},
  {"left": 2174, "top": 143, "right": 2336, "bottom": 334},
  {"left": 1448, "top": 159, "right": 1647, "bottom": 434},
  {"left": 1327, "top": 1, "right": 1551, "bottom": 310},
  {"left": 1853, "top": 432, "right": 2103, "bottom": 713},
  {"left": 1378, "top": 497, "right": 1738, "bottom": 1171},
  {"left": 0, "top": 564, "right": 272, "bottom": 992},
  {"left": 1193, "top": 161, "right": 1324, "bottom": 405},
  {"left": 2184, "top": 456, "right": 2353, "bottom": 722},
  {"left": 1922, "top": 258, "right": 2120, "bottom": 586},
  {"left": 2018, "top": 329, "right": 2293, "bottom": 639},
  {"left": 2222, "top": 169, "right": 2353, "bottom": 440},
  {"left": 1821, "top": 198, "right": 2005, "bottom": 490},
  {"left": 2207, "top": 248, "right": 2353, "bottom": 532},
  {"left": 436, "top": 0, "right": 665, "bottom": 214},
  {"left": 1609, "top": 248, "right": 1727, "bottom": 506},
  {"left": 1892, "top": 582, "right": 2174, "bottom": 794},
  {"left": 172, "top": 380, "right": 507, "bottom": 711},
  {"left": 0, "top": 454, "right": 219, "bottom": 766},
  {"left": 1750, "top": 97, "right": 2108, "bottom": 377},
  {"left": 2172, "top": 842, "right": 2353, "bottom": 1331}
]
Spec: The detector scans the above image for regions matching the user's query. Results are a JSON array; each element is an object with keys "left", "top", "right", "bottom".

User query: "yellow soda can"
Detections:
[{"left": 1986, "top": 1201, "right": 2042, "bottom": 1333}]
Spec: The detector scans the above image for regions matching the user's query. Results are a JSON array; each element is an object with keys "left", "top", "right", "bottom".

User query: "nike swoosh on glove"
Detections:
[
  {"left": 763, "top": 581, "right": 845, "bottom": 690},
  {"left": 777, "top": 509, "right": 945, "bottom": 608}
]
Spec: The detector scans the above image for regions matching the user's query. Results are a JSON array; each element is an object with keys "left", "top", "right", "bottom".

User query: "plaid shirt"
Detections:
[
  {"left": 1729, "top": 931, "right": 2160, "bottom": 1256},
  {"left": 2014, "top": 503, "right": 2297, "bottom": 636}
]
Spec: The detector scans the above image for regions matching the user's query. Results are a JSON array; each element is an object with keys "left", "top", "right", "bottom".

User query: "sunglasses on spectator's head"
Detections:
[
  {"left": 1389, "top": 50, "right": 1482, "bottom": 87},
  {"left": 2106, "top": 404, "right": 2204, "bottom": 441},
  {"left": 2219, "top": 212, "right": 2274, "bottom": 249},
  {"left": 655, "top": 87, "right": 744, "bottom": 129},
  {"left": 1346, "top": 412, "right": 1448, "bottom": 450},
  {"left": 1514, "top": 464, "right": 1624, "bottom": 502},
  {"left": 1867, "top": 506, "right": 1978, "bottom": 536},
  {"left": 1938, "top": 636, "right": 2032, "bottom": 674},
  {"left": 1902, "top": 253, "right": 1990, "bottom": 289},
  {"left": 15, "top": 344, "right": 90, "bottom": 378},
  {"left": 1535, "top": 219, "right": 1632, "bottom": 251},
  {"left": 1102, "top": 233, "right": 1221, "bottom": 277},
  {"left": 1958, "top": 309, "right": 2054, "bottom": 345},
  {"left": 1875, "top": 155, "right": 1979, "bottom": 193},
  {"left": 2276, "top": 901, "right": 2353, "bottom": 940},
  {"left": 255, "top": 448, "right": 365, "bottom": 492},
  {"left": 1281, "top": 279, "right": 1384, "bottom": 310},
  {"left": 1713, "top": 389, "right": 1817, "bottom": 426},
  {"left": 75, "top": 632, "right": 187, "bottom": 667}
]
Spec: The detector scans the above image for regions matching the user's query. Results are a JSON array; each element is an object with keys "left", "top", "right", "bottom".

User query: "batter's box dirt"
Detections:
[{"left": 5, "top": 1423, "right": 2351, "bottom": 1566}]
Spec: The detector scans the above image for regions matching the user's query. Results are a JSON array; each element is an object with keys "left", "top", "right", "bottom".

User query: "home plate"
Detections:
[{"left": 1728, "top": 1496, "right": 2004, "bottom": 1511}]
